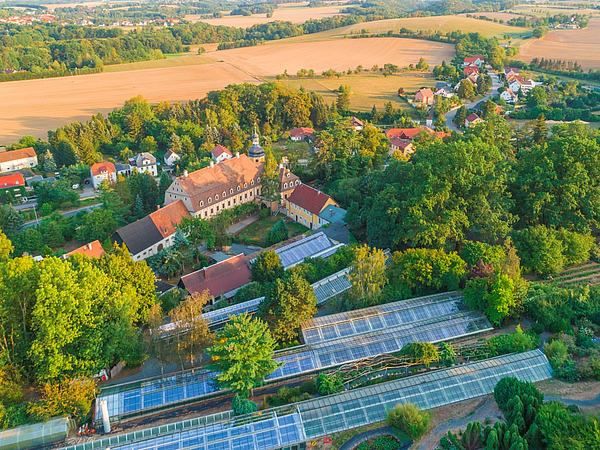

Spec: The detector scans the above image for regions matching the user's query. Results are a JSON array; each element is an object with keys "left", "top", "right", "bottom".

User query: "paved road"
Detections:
[
  {"left": 23, "top": 203, "right": 102, "bottom": 228},
  {"left": 227, "top": 214, "right": 260, "bottom": 234},
  {"left": 15, "top": 185, "right": 98, "bottom": 211},
  {"left": 444, "top": 65, "right": 502, "bottom": 130}
]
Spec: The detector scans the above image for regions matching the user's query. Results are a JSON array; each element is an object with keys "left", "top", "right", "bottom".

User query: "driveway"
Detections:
[
  {"left": 23, "top": 203, "right": 103, "bottom": 228},
  {"left": 443, "top": 65, "right": 502, "bottom": 130}
]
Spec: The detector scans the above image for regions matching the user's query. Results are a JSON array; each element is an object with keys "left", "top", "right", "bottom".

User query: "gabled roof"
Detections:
[
  {"left": 164, "top": 149, "right": 179, "bottom": 159},
  {"left": 90, "top": 161, "right": 116, "bottom": 177},
  {"left": 129, "top": 152, "right": 156, "bottom": 167},
  {"left": 0, "top": 147, "right": 36, "bottom": 164},
  {"left": 386, "top": 127, "right": 432, "bottom": 140},
  {"left": 350, "top": 117, "right": 364, "bottom": 127},
  {"left": 416, "top": 88, "right": 434, "bottom": 98},
  {"left": 0, "top": 173, "right": 24, "bottom": 188},
  {"left": 111, "top": 200, "right": 190, "bottom": 255},
  {"left": 174, "top": 154, "right": 263, "bottom": 212},
  {"left": 389, "top": 136, "right": 413, "bottom": 151},
  {"left": 289, "top": 127, "right": 315, "bottom": 137},
  {"left": 287, "top": 184, "right": 334, "bottom": 216},
  {"left": 211, "top": 145, "right": 232, "bottom": 159},
  {"left": 278, "top": 166, "right": 300, "bottom": 192},
  {"left": 66, "top": 240, "right": 105, "bottom": 258},
  {"left": 179, "top": 254, "right": 251, "bottom": 298},
  {"left": 466, "top": 113, "right": 482, "bottom": 123}
]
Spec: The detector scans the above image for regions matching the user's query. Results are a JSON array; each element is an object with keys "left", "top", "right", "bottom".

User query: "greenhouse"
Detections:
[
  {"left": 63, "top": 350, "right": 552, "bottom": 450},
  {"left": 0, "top": 416, "right": 75, "bottom": 450},
  {"left": 301, "top": 291, "right": 466, "bottom": 343}
]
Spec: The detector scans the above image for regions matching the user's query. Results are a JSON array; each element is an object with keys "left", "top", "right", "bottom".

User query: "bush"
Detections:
[
  {"left": 493, "top": 377, "right": 543, "bottom": 411},
  {"left": 259, "top": 208, "right": 270, "bottom": 219},
  {"left": 315, "top": 373, "right": 344, "bottom": 395},
  {"left": 553, "top": 358, "right": 579, "bottom": 382},
  {"left": 300, "top": 378, "right": 317, "bottom": 395},
  {"left": 486, "top": 328, "right": 539, "bottom": 357},
  {"left": 544, "top": 340, "right": 569, "bottom": 368},
  {"left": 386, "top": 403, "right": 430, "bottom": 439},
  {"left": 232, "top": 394, "right": 258, "bottom": 416},
  {"left": 558, "top": 229, "right": 594, "bottom": 265},
  {"left": 28, "top": 378, "right": 96, "bottom": 424}
]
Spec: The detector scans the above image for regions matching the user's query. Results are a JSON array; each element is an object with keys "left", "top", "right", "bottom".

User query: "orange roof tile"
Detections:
[
  {"left": 66, "top": 240, "right": 105, "bottom": 258},
  {"left": 149, "top": 200, "right": 191, "bottom": 238},
  {"left": 0, "top": 147, "right": 36, "bottom": 164},
  {"left": 0, "top": 173, "right": 25, "bottom": 188},
  {"left": 90, "top": 161, "right": 116, "bottom": 177}
]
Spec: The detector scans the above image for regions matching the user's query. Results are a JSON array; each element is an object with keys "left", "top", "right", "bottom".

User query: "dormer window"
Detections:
[
  {"left": 251, "top": 180, "right": 254, "bottom": 186},
  {"left": 208, "top": 197, "right": 212, "bottom": 203},
  {"left": 200, "top": 201, "right": 204, "bottom": 207},
  {"left": 215, "top": 194, "right": 219, "bottom": 200},
  {"left": 222, "top": 191, "right": 226, "bottom": 197},
  {"left": 237, "top": 186, "right": 240, "bottom": 191},
  {"left": 244, "top": 183, "right": 247, "bottom": 188},
  {"left": 286, "top": 173, "right": 290, "bottom": 178},
  {"left": 284, "top": 183, "right": 288, "bottom": 189},
  {"left": 257, "top": 177, "right": 261, "bottom": 182},
  {"left": 230, "top": 188, "right": 234, "bottom": 194}
]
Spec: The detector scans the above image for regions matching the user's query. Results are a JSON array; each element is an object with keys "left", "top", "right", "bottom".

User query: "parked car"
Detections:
[{"left": 72, "top": 183, "right": 80, "bottom": 189}]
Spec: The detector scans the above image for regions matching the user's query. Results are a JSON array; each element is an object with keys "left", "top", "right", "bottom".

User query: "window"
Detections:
[
  {"left": 237, "top": 186, "right": 240, "bottom": 191},
  {"left": 296, "top": 180, "right": 300, "bottom": 185},
  {"left": 286, "top": 173, "right": 290, "bottom": 178},
  {"left": 215, "top": 194, "right": 219, "bottom": 200},
  {"left": 228, "top": 201, "right": 231, "bottom": 207},
  {"left": 230, "top": 188, "right": 233, "bottom": 194},
  {"left": 251, "top": 180, "right": 254, "bottom": 186},
  {"left": 257, "top": 177, "right": 261, "bottom": 182},
  {"left": 233, "top": 198, "right": 236, "bottom": 204},
  {"left": 284, "top": 183, "right": 288, "bottom": 189},
  {"left": 222, "top": 191, "right": 226, "bottom": 197},
  {"left": 250, "top": 191, "right": 253, "bottom": 197},
  {"left": 208, "top": 198, "right": 212, "bottom": 203},
  {"left": 211, "top": 208, "right": 214, "bottom": 214},
  {"left": 200, "top": 201, "right": 204, "bottom": 207},
  {"left": 244, "top": 183, "right": 247, "bottom": 188},
  {"left": 217, "top": 206, "right": 219, "bottom": 211},
  {"left": 245, "top": 193, "right": 248, "bottom": 199}
]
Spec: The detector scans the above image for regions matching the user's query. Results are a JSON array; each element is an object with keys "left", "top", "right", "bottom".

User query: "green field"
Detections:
[
  {"left": 277, "top": 72, "right": 435, "bottom": 113},
  {"left": 104, "top": 53, "right": 218, "bottom": 73}
]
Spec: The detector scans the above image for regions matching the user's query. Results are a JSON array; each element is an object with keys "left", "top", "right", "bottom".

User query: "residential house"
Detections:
[
  {"left": 465, "top": 113, "right": 484, "bottom": 127},
  {"left": 211, "top": 145, "right": 233, "bottom": 163},
  {"left": 435, "top": 87, "right": 454, "bottom": 99},
  {"left": 504, "top": 67, "right": 519, "bottom": 79},
  {"left": 500, "top": 88, "right": 518, "bottom": 103},
  {"left": 63, "top": 240, "right": 105, "bottom": 259},
  {"left": 388, "top": 136, "right": 414, "bottom": 157},
  {"left": 318, "top": 204, "right": 347, "bottom": 228},
  {"left": 386, "top": 127, "right": 449, "bottom": 141},
  {"left": 111, "top": 200, "right": 190, "bottom": 260},
  {"left": 277, "top": 164, "right": 301, "bottom": 201},
  {"left": 0, "top": 173, "right": 25, "bottom": 202},
  {"left": 164, "top": 153, "right": 264, "bottom": 219},
  {"left": 115, "top": 163, "right": 131, "bottom": 177},
  {"left": 0, "top": 147, "right": 37, "bottom": 173},
  {"left": 463, "top": 64, "right": 480, "bottom": 77},
  {"left": 164, "top": 149, "right": 181, "bottom": 166},
  {"left": 129, "top": 152, "right": 158, "bottom": 176},
  {"left": 463, "top": 55, "right": 485, "bottom": 67},
  {"left": 415, "top": 88, "right": 435, "bottom": 105},
  {"left": 90, "top": 161, "right": 117, "bottom": 188},
  {"left": 467, "top": 74, "right": 479, "bottom": 85},
  {"left": 349, "top": 117, "right": 364, "bottom": 131},
  {"left": 507, "top": 76, "right": 536, "bottom": 94},
  {"left": 178, "top": 254, "right": 251, "bottom": 303},
  {"left": 286, "top": 184, "right": 338, "bottom": 230},
  {"left": 289, "top": 127, "right": 315, "bottom": 142}
]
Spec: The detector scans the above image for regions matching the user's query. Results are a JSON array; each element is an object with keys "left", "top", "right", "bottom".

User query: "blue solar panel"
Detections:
[
  {"left": 123, "top": 391, "right": 141, "bottom": 414},
  {"left": 143, "top": 391, "right": 162, "bottom": 408}
]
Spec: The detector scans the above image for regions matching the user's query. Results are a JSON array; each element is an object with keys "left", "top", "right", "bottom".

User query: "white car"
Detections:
[{"left": 72, "top": 183, "right": 80, "bottom": 189}]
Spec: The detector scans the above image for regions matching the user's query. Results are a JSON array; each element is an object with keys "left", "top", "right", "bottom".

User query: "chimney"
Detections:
[
  {"left": 183, "top": 169, "right": 188, "bottom": 178},
  {"left": 88, "top": 242, "right": 92, "bottom": 250},
  {"left": 236, "top": 152, "right": 240, "bottom": 158},
  {"left": 210, "top": 161, "right": 214, "bottom": 168},
  {"left": 330, "top": 208, "right": 333, "bottom": 217},
  {"left": 279, "top": 163, "right": 284, "bottom": 170},
  {"left": 157, "top": 205, "right": 161, "bottom": 210}
]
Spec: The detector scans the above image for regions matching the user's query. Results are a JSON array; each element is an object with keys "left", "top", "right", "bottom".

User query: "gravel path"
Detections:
[{"left": 417, "top": 397, "right": 502, "bottom": 450}]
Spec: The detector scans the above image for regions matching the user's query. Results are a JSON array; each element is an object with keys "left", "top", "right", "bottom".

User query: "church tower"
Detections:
[{"left": 248, "top": 129, "right": 265, "bottom": 163}]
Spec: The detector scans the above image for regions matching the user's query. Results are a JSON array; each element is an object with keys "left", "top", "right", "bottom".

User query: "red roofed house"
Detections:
[
  {"left": 211, "top": 145, "right": 233, "bottom": 163},
  {"left": 508, "top": 75, "right": 536, "bottom": 94},
  {"left": 386, "top": 127, "right": 432, "bottom": 140},
  {"left": 415, "top": 88, "right": 435, "bottom": 105},
  {"left": 90, "top": 161, "right": 117, "bottom": 189},
  {"left": 178, "top": 254, "right": 251, "bottom": 303},
  {"left": 286, "top": 183, "right": 338, "bottom": 230},
  {"left": 504, "top": 68, "right": 519, "bottom": 79},
  {"left": 463, "top": 64, "right": 479, "bottom": 77},
  {"left": 465, "top": 113, "right": 484, "bottom": 127},
  {"left": 63, "top": 240, "right": 105, "bottom": 259},
  {"left": 0, "top": 173, "right": 25, "bottom": 202},
  {"left": 112, "top": 200, "right": 191, "bottom": 260},
  {"left": 389, "top": 137, "right": 414, "bottom": 158},
  {"left": 0, "top": 147, "right": 38, "bottom": 173},
  {"left": 289, "top": 127, "right": 315, "bottom": 142},
  {"left": 463, "top": 55, "right": 485, "bottom": 67},
  {"left": 349, "top": 117, "right": 364, "bottom": 131}
]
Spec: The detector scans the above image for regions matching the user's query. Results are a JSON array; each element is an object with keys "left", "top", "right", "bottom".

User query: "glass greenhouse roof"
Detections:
[
  {"left": 67, "top": 351, "right": 551, "bottom": 450},
  {"left": 301, "top": 291, "right": 465, "bottom": 344},
  {"left": 251, "top": 232, "right": 339, "bottom": 269}
]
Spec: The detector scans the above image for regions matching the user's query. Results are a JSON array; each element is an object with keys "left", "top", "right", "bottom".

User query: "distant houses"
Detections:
[
  {"left": 0, "top": 147, "right": 37, "bottom": 173},
  {"left": 463, "top": 55, "right": 485, "bottom": 67},
  {"left": 63, "top": 240, "right": 105, "bottom": 259},
  {"left": 507, "top": 75, "right": 536, "bottom": 94},
  {"left": 90, "top": 161, "right": 117, "bottom": 188},
  {"left": 211, "top": 145, "right": 233, "bottom": 163},
  {"left": 500, "top": 88, "right": 518, "bottom": 103},
  {"left": 465, "top": 113, "right": 484, "bottom": 127},
  {"left": 289, "top": 127, "right": 315, "bottom": 142},
  {"left": 349, "top": 117, "right": 364, "bottom": 131},
  {"left": 111, "top": 200, "right": 190, "bottom": 261},
  {"left": 388, "top": 136, "right": 414, "bottom": 158}
]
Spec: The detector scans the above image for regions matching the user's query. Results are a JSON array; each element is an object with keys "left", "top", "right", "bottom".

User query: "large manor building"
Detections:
[{"left": 164, "top": 134, "right": 299, "bottom": 218}]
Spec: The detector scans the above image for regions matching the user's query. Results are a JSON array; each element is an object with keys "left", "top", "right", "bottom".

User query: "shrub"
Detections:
[
  {"left": 486, "top": 329, "right": 539, "bottom": 357},
  {"left": 232, "top": 394, "right": 258, "bottom": 416},
  {"left": 493, "top": 377, "right": 543, "bottom": 411},
  {"left": 300, "top": 378, "right": 317, "bottom": 395},
  {"left": 400, "top": 342, "right": 440, "bottom": 368},
  {"left": 315, "top": 373, "right": 344, "bottom": 395},
  {"left": 259, "top": 208, "right": 270, "bottom": 219},
  {"left": 386, "top": 403, "right": 430, "bottom": 439},
  {"left": 28, "top": 378, "right": 96, "bottom": 424},
  {"left": 553, "top": 358, "right": 579, "bottom": 382},
  {"left": 544, "top": 340, "right": 569, "bottom": 368}
]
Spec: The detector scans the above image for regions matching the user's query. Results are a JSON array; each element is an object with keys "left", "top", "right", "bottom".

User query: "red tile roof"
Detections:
[
  {"left": 179, "top": 254, "right": 251, "bottom": 298},
  {"left": 90, "top": 161, "right": 116, "bottom": 177},
  {"left": 149, "top": 200, "right": 191, "bottom": 239},
  {"left": 350, "top": 117, "right": 364, "bottom": 127},
  {"left": 289, "top": 127, "right": 315, "bottom": 137},
  {"left": 466, "top": 113, "right": 481, "bottom": 123},
  {"left": 66, "top": 240, "right": 105, "bottom": 258},
  {"left": 211, "top": 145, "right": 232, "bottom": 159},
  {"left": 389, "top": 136, "right": 413, "bottom": 151},
  {"left": 0, "top": 147, "right": 36, "bottom": 164},
  {"left": 287, "top": 183, "right": 335, "bottom": 216},
  {"left": 0, "top": 173, "right": 24, "bottom": 188},
  {"left": 386, "top": 127, "right": 433, "bottom": 140}
]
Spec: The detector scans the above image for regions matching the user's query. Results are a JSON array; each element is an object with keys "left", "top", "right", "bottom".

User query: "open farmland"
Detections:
[
  {"left": 186, "top": 4, "right": 347, "bottom": 27},
  {"left": 217, "top": 38, "right": 454, "bottom": 76},
  {"left": 537, "top": 261, "right": 600, "bottom": 287},
  {"left": 287, "top": 15, "right": 530, "bottom": 41},
  {"left": 516, "top": 19, "right": 600, "bottom": 70},
  {"left": 0, "top": 62, "right": 257, "bottom": 144},
  {"left": 509, "top": 4, "right": 599, "bottom": 17},
  {"left": 279, "top": 72, "right": 436, "bottom": 112}
]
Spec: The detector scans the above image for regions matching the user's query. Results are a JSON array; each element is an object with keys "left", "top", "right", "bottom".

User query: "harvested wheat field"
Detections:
[
  {"left": 0, "top": 62, "right": 257, "bottom": 144},
  {"left": 517, "top": 19, "right": 600, "bottom": 70},
  {"left": 289, "top": 15, "right": 529, "bottom": 42},
  {"left": 457, "top": 12, "right": 524, "bottom": 21},
  {"left": 186, "top": 4, "right": 346, "bottom": 27},
  {"left": 218, "top": 38, "right": 455, "bottom": 77}
]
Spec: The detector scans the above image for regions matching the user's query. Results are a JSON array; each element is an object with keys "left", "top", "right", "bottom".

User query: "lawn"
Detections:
[
  {"left": 237, "top": 214, "right": 308, "bottom": 247},
  {"left": 277, "top": 72, "right": 435, "bottom": 113}
]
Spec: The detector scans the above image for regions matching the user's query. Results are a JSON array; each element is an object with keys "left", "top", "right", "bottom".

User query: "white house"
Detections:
[
  {"left": 508, "top": 76, "right": 536, "bottom": 94},
  {"left": 90, "top": 161, "right": 117, "bottom": 188},
  {"left": 0, "top": 147, "right": 38, "bottom": 173},
  {"left": 211, "top": 145, "right": 233, "bottom": 163},
  {"left": 129, "top": 152, "right": 157, "bottom": 176},
  {"left": 465, "top": 113, "right": 484, "bottom": 127},
  {"left": 500, "top": 89, "right": 518, "bottom": 103},
  {"left": 164, "top": 149, "right": 180, "bottom": 166},
  {"left": 111, "top": 200, "right": 190, "bottom": 261}
]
